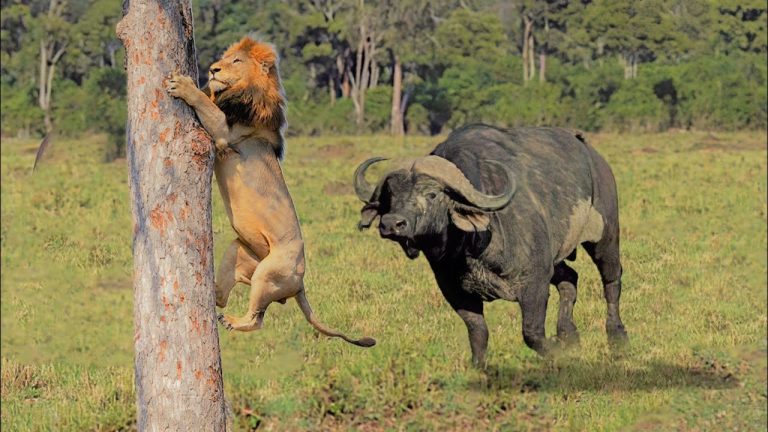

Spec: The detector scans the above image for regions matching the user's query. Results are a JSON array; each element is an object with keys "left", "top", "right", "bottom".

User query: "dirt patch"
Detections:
[
  {"left": 97, "top": 278, "right": 132, "bottom": 290},
  {"left": 318, "top": 140, "right": 355, "bottom": 159},
  {"left": 687, "top": 133, "right": 767, "bottom": 152},
  {"left": 323, "top": 181, "right": 350, "bottom": 196}
]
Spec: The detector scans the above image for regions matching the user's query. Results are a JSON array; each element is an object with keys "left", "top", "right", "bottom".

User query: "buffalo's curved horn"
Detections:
[
  {"left": 412, "top": 156, "right": 515, "bottom": 211},
  {"left": 353, "top": 157, "right": 388, "bottom": 202}
]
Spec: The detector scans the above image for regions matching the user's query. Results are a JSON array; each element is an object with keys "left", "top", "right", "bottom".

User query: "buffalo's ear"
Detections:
[
  {"left": 358, "top": 202, "right": 380, "bottom": 230},
  {"left": 449, "top": 205, "right": 491, "bottom": 233}
]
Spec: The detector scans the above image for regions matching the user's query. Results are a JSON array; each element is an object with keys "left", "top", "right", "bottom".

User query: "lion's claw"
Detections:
[
  {"left": 164, "top": 73, "right": 197, "bottom": 101},
  {"left": 217, "top": 313, "right": 234, "bottom": 331}
]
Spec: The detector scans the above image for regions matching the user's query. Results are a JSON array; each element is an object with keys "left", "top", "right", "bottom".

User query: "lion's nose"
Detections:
[{"left": 210, "top": 66, "right": 221, "bottom": 74}]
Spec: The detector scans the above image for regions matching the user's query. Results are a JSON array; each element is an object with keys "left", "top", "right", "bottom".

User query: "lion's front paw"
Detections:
[
  {"left": 217, "top": 313, "right": 234, "bottom": 331},
  {"left": 165, "top": 72, "right": 199, "bottom": 103}
]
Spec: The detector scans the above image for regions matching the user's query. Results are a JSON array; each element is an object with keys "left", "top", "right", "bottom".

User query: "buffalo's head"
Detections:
[{"left": 353, "top": 156, "right": 516, "bottom": 260}]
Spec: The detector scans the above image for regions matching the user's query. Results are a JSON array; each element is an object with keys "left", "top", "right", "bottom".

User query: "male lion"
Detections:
[{"left": 165, "top": 36, "right": 375, "bottom": 347}]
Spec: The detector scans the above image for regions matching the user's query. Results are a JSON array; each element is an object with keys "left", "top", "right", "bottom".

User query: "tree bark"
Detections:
[
  {"left": 116, "top": 1, "right": 226, "bottom": 430},
  {"left": 528, "top": 31, "right": 535, "bottom": 82},
  {"left": 329, "top": 73, "right": 336, "bottom": 106},
  {"left": 390, "top": 52, "right": 404, "bottom": 136},
  {"left": 338, "top": 51, "right": 350, "bottom": 98},
  {"left": 38, "top": 0, "right": 68, "bottom": 136},
  {"left": 540, "top": 15, "right": 548, "bottom": 83},
  {"left": 522, "top": 15, "right": 532, "bottom": 83},
  {"left": 350, "top": 14, "right": 370, "bottom": 130}
]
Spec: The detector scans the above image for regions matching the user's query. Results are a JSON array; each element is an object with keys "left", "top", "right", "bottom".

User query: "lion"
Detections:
[{"left": 165, "top": 36, "right": 375, "bottom": 348}]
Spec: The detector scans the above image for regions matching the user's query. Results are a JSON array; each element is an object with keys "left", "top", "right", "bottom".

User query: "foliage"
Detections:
[
  {"left": 405, "top": 103, "right": 430, "bottom": 134},
  {"left": 0, "top": 81, "right": 43, "bottom": 137},
  {"left": 0, "top": 0, "right": 766, "bottom": 137},
  {"left": 602, "top": 78, "right": 666, "bottom": 132},
  {"left": 2, "top": 132, "right": 766, "bottom": 430}
]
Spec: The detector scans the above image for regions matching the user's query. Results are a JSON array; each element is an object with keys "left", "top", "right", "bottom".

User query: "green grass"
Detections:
[{"left": 2, "top": 131, "right": 766, "bottom": 431}]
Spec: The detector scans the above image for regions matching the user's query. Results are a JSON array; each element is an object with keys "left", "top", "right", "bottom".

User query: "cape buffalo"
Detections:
[{"left": 353, "top": 124, "right": 628, "bottom": 366}]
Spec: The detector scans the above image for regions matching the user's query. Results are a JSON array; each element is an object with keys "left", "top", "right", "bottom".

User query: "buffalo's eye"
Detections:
[{"left": 425, "top": 192, "right": 437, "bottom": 201}]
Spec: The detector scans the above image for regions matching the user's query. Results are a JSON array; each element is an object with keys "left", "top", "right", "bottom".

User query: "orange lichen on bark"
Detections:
[
  {"left": 178, "top": 204, "right": 190, "bottom": 221},
  {"left": 149, "top": 207, "right": 167, "bottom": 236},
  {"left": 158, "top": 340, "right": 168, "bottom": 362},
  {"left": 189, "top": 313, "right": 201, "bottom": 336},
  {"left": 158, "top": 128, "right": 171, "bottom": 143}
]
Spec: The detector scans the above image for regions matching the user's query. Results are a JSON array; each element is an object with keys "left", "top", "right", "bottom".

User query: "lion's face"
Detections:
[
  {"left": 206, "top": 37, "right": 286, "bottom": 134},
  {"left": 208, "top": 51, "right": 268, "bottom": 95}
]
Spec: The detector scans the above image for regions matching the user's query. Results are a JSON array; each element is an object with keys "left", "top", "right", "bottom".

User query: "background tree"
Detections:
[
  {"left": 116, "top": 1, "right": 226, "bottom": 429},
  {"left": 1, "top": 0, "right": 765, "bottom": 139},
  {"left": 36, "top": 0, "right": 70, "bottom": 135}
]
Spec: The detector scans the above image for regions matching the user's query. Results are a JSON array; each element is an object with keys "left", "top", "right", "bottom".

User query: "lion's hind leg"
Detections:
[
  {"left": 215, "top": 238, "right": 260, "bottom": 308},
  {"left": 218, "top": 245, "right": 303, "bottom": 332}
]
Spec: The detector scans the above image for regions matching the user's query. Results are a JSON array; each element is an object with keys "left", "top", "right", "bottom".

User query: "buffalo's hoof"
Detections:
[
  {"left": 607, "top": 328, "right": 629, "bottom": 355},
  {"left": 556, "top": 331, "right": 581, "bottom": 350}
]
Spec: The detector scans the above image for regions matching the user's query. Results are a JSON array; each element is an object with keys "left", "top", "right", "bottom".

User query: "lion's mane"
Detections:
[{"left": 210, "top": 37, "right": 287, "bottom": 159}]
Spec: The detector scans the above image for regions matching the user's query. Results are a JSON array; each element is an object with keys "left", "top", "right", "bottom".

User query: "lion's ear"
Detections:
[{"left": 259, "top": 61, "right": 272, "bottom": 74}]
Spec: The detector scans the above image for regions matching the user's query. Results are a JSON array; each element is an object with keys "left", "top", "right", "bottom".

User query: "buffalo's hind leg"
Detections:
[
  {"left": 551, "top": 262, "right": 580, "bottom": 347},
  {"left": 583, "top": 238, "right": 628, "bottom": 349}
]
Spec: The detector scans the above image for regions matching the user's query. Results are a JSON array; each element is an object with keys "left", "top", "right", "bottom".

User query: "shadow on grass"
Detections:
[{"left": 472, "top": 357, "right": 742, "bottom": 393}]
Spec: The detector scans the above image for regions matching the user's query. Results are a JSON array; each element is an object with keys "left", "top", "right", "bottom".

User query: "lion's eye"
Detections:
[{"left": 233, "top": 58, "right": 242, "bottom": 64}]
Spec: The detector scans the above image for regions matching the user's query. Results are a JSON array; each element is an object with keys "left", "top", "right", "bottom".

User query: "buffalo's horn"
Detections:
[
  {"left": 353, "top": 157, "right": 388, "bottom": 202},
  {"left": 412, "top": 156, "right": 515, "bottom": 211}
]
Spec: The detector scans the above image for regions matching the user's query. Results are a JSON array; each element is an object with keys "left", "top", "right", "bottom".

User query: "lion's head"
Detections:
[{"left": 208, "top": 36, "right": 287, "bottom": 158}]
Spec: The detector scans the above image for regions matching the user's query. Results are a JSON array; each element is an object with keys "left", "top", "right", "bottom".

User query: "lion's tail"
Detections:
[{"left": 294, "top": 290, "right": 376, "bottom": 348}]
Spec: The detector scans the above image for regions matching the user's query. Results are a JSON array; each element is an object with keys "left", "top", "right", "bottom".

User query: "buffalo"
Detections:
[{"left": 353, "top": 124, "right": 628, "bottom": 366}]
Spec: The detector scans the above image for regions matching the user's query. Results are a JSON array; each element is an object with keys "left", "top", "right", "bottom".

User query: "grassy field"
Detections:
[{"left": 1, "top": 130, "right": 766, "bottom": 431}]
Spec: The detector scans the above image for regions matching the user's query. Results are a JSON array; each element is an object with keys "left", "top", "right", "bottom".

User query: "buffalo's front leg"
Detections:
[
  {"left": 434, "top": 274, "right": 489, "bottom": 367},
  {"left": 520, "top": 282, "right": 555, "bottom": 357},
  {"left": 448, "top": 295, "right": 488, "bottom": 368}
]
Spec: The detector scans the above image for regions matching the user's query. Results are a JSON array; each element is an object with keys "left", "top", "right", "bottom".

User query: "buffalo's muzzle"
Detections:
[{"left": 379, "top": 213, "right": 409, "bottom": 238}]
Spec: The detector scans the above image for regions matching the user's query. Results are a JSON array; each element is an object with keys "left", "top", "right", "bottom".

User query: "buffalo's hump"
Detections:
[{"left": 431, "top": 124, "right": 602, "bottom": 266}]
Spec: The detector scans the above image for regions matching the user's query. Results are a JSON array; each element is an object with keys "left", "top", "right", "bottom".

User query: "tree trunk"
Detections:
[
  {"left": 39, "top": 40, "right": 52, "bottom": 134},
  {"left": 540, "top": 17, "right": 548, "bottom": 83},
  {"left": 329, "top": 73, "right": 336, "bottom": 106},
  {"left": 522, "top": 16, "right": 532, "bottom": 83},
  {"left": 632, "top": 54, "right": 638, "bottom": 79},
  {"left": 116, "top": 2, "right": 226, "bottom": 430},
  {"left": 338, "top": 52, "right": 350, "bottom": 98},
  {"left": 369, "top": 41, "right": 379, "bottom": 88},
  {"left": 38, "top": 0, "right": 68, "bottom": 137},
  {"left": 390, "top": 53, "right": 404, "bottom": 136},
  {"left": 528, "top": 31, "right": 535, "bottom": 82},
  {"left": 350, "top": 19, "right": 369, "bottom": 130}
]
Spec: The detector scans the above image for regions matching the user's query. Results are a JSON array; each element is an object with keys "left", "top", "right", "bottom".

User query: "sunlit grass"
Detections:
[{"left": 1, "top": 131, "right": 766, "bottom": 430}]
